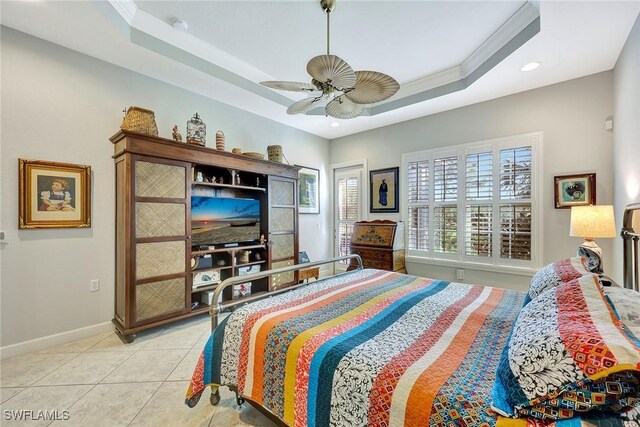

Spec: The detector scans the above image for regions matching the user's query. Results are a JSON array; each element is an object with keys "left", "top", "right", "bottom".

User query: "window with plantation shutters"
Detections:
[
  {"left": 499, "top": 147, "right": 532, "bottom": 261},
  {"left": 465, "top": 152, "right": 493, "bottom": 257},
  {"left": 407, "top": 160, "right": 429, "bottom": 251},
  {"left": 337, "top": 176, "right": 359, "bottom": 260},
  {"left": 402, "top": 133, "right": 540, "bottom": 269}
]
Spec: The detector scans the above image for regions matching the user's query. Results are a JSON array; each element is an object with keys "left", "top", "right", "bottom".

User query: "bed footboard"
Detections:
[
  {"left": 208, "top": 254, "right": 363, "bottom": 331},
  {"left": 622, "top": 202, "right": 640, "bottom": 291}
]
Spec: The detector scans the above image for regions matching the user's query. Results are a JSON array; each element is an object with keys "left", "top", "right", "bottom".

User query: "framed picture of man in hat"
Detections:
[{"left": 554, "top": 173, "right": 596, "bottom": 209}]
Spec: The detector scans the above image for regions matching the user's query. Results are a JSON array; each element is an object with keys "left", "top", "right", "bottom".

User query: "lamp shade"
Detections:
[{"left": 570, "top": 205, "right": 617, "bottom": 238}]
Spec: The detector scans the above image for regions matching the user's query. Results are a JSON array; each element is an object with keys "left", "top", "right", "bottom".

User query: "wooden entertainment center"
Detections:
[{"left": 109, "top": 130, "right": 299, "bottom": 342}]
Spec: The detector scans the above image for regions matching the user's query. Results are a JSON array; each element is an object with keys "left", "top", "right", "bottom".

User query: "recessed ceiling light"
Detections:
[
  {"left": 521, "top": 62, "right": 540, "bottom": 72},
  {"left": 330, "top": 122, "right": 340, "bottom": 128}
]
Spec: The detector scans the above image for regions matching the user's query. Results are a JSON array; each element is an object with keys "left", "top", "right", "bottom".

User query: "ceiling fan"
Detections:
[{"left": 260, "top": 0, "right": 400, "bottom": 119}]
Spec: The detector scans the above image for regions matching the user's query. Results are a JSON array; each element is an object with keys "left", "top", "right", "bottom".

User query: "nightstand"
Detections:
[{"left": 298, "top": 267, "right": 320, "bottom": 283}]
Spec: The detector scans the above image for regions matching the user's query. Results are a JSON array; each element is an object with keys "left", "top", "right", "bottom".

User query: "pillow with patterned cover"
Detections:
[
  {"left": 491, "top": 274, "right": 640, "bottom": 421},
  {"left": 604, "top": 286, "right": 640, "bottom": 338},
  {"left": 527, "top": 257, "right": 591, "bottom": 303}
]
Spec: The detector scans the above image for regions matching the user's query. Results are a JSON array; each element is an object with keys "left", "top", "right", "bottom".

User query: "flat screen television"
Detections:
[{"left": 191, "top": 196, "right": 261, "bottom": 246}]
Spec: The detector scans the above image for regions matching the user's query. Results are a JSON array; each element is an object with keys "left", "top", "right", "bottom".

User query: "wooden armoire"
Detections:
[{"left": 109, "top": 130, "right": 299, "bottom": 342}]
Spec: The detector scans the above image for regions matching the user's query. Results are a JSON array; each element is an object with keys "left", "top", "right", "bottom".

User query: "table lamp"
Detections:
[{"left": 570, "top": 205, "right": 616, "bottom": 275}]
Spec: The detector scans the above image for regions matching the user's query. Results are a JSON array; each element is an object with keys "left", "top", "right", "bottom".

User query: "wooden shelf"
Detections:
[
  {"left": 192, "top": 181, "right": 265, "bottom": 192},
  {"left": 191, "top": 283, "right": 219, "bottom": 293},
  {"left": 190, "top": 303, "right": 211, "bottom": 313},
  {"left": 192, "top": 265, "right": 232, "bottom": 273},
  {"left": 192, "top": 244, "right": 266, "bottom": 256},
  {"left": 235, "top": 260, "right": 266, "bottom": 268}
]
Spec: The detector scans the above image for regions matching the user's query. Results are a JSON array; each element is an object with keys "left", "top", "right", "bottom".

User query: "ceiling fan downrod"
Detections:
[{"left": 321, "top": 0, "right": 336, "bottom": 55}]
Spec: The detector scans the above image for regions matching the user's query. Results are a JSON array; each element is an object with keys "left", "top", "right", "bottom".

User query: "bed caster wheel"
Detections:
[
  {"left": 186, "top": 394, "right": 201, "bottom": 408},
  {"left": 235, "top": 393, "right": 245, "bottom": 406},
  {"left": 210, "top": 388, "right": 220, "bottom": 406}
]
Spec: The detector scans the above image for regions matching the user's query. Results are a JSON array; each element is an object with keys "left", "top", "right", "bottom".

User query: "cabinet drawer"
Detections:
[
  {"left": 354, "top": 248, "right": 392, "bottom": 262},
  {"left": 362, "top": 258, "right": 392, "bottom": 270}
]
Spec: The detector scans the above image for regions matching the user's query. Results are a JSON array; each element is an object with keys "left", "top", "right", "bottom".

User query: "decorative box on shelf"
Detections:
[
  {"left": 193, "top": 269, "right": 220, "bottom": 289},
  {"left": 196, "top": 290, "right": 222, "bottom": 306},
  {"left": 235, "top": 265, "right": 259, "bottom": 298},
  {"left": 348, "top": 220, "right": 406, "bottom": 273}
]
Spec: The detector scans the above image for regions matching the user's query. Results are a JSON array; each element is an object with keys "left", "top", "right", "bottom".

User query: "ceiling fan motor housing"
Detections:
[{"left": 320, "top": 0, "right": 336, "bottom": 13}]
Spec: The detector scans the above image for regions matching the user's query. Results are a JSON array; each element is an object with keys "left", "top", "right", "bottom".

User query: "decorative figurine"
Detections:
[
  {"left": 196, "top": 171, "right": 204, "bottom": 182},
  {"left": 211, "top": 176, "right": 217, "bottom": 184},
  {"left": 172, "top": 125, "right": 182, "bottom": 142},
  {"left": 232, "top": 148, "right": 242, "bottom": 154},
  {"left": 256, "top": 177, "right": 260, "bottom": 187},
  {"left": 236, "top": 173, "right": 242, "bottom": 185},
  {"left": 260, "top": 234, "right": 266, "bottom": 245}
]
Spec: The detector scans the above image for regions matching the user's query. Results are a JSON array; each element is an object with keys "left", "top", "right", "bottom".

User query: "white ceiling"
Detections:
[{"left": 1, "top": 1, "right": 638, "bottom": 139}]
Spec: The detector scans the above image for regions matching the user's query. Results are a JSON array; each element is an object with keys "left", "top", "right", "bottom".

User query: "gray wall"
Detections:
[
  {"left": 0, "top": 27, "right": 330, "bottom": 350},
  {"left": 331, "top": 72, "right": 615, "bottom": 291},
  {"left": 613, "top": 15, "right": 640, "bottom": 285}
]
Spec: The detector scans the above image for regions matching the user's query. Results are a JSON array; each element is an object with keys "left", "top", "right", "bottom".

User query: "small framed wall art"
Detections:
[
  {"left": 297, "top": 166, "right": 320, "bottom": 214},
  {"left": 19, "top": 159, "right": 92, "bottom": 229},
  {"left": 370, "top": 167, "right": 399, "bottom": 213},
  {"left": 554, "top": 173, "right": 596, "bottom": 209}
]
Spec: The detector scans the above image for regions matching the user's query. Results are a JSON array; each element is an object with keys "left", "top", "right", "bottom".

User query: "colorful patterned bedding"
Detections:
[{"left": 185, "top": 269, "right": 638, "bottom": 426}]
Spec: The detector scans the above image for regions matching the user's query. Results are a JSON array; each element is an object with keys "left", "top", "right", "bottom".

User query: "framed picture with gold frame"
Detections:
[
  {"left": 553, "top": 173, "right": 596, "bottom": 209},
  {"left": 19, "top": 159, "right": 91, "bottom": 229}
]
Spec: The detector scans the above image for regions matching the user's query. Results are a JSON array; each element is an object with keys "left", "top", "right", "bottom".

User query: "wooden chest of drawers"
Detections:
[{"left": 348, "top": 220, "right": 406, "bottom": 273}]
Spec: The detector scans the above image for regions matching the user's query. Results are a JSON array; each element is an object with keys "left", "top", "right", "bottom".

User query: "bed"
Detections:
[{"left": 185, "top": 204, "right": 640, "bottom": 427}]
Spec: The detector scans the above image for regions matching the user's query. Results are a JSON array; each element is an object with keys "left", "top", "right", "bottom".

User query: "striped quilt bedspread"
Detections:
[{"left": 185, "top": 269, "right": 633, "bottom": 426}]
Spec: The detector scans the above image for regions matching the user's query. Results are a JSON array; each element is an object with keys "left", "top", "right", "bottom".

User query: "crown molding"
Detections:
[
  {"left": 107, "top": 0, "right": 136, "bottom": 25},
  {"left": 99, "top": 0, "right": 540, "bottom": 117}
]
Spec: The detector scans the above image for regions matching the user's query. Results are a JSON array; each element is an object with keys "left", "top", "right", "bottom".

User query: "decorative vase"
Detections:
[
  {"left": 121, "top": 106, "right": 158, "bottom": 136},
  {"left": 186, "top": 113, "right": 206, "bottom": 146},
  {"left": 267, "top": 145, "right": 283, "bottom": 162},
  {"left": 215, "top": 130, "right": 225, "bottom": 151}
]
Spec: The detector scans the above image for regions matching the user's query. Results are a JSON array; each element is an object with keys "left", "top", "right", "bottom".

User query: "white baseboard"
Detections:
[{"left": 0, "top": 321, "right": 114, "bottom": 360}]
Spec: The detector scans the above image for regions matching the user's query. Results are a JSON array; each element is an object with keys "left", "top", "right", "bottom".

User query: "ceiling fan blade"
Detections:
[
  {"left": 260, "top": 81, "right": 318, "bottom": 92},
  {"left": 287, "top": 97, "right": 323, "bottom": 115},
  {"left": 326, "top": 96, "right": 364, "bottom": 119},
  {"left": 307, "top": 55, "right": 356, "bottom": 89},
  {"left": 344, "top": 71, "right": 400, "bottom": 104}
]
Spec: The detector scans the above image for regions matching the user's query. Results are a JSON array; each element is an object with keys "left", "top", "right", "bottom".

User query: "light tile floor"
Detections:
[{"left": 0, "top": 315, "right": 276, "bottom": 426}]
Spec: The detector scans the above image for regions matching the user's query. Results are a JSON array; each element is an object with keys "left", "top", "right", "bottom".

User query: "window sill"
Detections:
[{"left": 405, "top": 256, "right": 538, "bottom": 277}]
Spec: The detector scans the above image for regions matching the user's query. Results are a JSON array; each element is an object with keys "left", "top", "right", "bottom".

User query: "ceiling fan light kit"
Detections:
[{"left": 260, "top": 0, "right": 399, "bottom": 119}]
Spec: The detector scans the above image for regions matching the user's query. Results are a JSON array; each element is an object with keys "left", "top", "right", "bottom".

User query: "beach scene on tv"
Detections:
[{"left": 191, "top": 196, "right": 261, "bottom": 246}]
